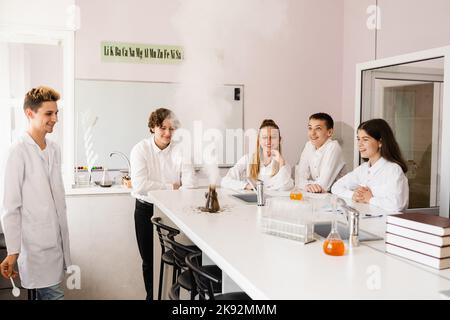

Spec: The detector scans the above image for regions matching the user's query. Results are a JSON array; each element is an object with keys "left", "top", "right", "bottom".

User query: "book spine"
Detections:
[
  {"left": 386, "top": 223, "right": 450, "bottom": 246},
  {"left": 386, "top": 244, "right": 442, "bottom": 269},
  {"left": 386, "top": 217, "right": 446, "bottom": 236},
  {"left": 386, "top": 233, "right": 450, "bottom": 258}
]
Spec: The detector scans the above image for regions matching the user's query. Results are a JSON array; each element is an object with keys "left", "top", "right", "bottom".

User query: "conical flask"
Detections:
[
  {"left": 323, "top": 219, "right": 345, "bottom": 256},
  {"left": 323, "top": 195, "right": 345, "bottom": 256}
]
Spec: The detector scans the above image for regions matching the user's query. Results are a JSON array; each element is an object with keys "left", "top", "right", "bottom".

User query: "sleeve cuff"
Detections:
[
  {"left": 342, "top": 190, "right": 354, "bottom": 200},
  {"left": 369, "top": 197, "right": 380, "bottom": 208},
  {"left": 238, "top": 180, "right": 248, "bottom": 190},
  {"left": 7, "top": 249, "right": 20, "bottom": 256}
]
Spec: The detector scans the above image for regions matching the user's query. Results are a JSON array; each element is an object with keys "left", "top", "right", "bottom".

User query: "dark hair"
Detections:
[
  {"left": 148, "top": 108, "right": 178, "bottom": 133},
  {"left": 358, "top": 119, "right": 408, "bottom": 173},
  {"left": 309, "top": 113, "right": 334, "bottom": 129},
  {"left": 23, "top": 86, "right": 60, "bottom": 112}
]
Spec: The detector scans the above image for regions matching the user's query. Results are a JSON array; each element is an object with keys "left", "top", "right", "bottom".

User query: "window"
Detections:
[{"left": 0, "top": 28, "right": 75, "bottom": 202}]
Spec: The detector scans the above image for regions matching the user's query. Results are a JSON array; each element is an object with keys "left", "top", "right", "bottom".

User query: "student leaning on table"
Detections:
[
  {"left": 1, "top": 86, "right": 71, "bottom": 300},
  {"left": 295, "top": 113, "right": 346, "bottom": 193},
  {"left": 221, "top": 119, "right": 294, "bottom": 191},
  {"left": 331, "top": 118, "right": 409, "bottom": 212},
  {"left": 130, "top": 107, "right": 195, "bottom": 301}
]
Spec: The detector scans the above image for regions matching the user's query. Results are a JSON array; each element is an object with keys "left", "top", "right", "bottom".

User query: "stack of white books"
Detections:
[{"left": 386, "top": 213, "right": 450, "bottom": 270}]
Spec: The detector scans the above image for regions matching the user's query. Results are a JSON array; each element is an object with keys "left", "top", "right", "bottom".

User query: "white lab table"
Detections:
[{"left": 144, "top": 188, "right": 450, "bottom": 300}]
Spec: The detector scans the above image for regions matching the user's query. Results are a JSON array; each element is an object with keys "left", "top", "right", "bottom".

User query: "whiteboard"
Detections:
[{"left": 75, "top": 79, "right": 244, "bottom": 169}]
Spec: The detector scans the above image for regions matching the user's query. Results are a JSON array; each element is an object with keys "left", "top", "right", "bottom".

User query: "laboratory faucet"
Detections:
[
  {"left": 335, "top": 197, "right": 360, "bottom": 247},
  {"left": 247, "top": 179, "right": 265, "bottom": 206},
  {"left": 109, "top": 151, "right": 131, "bottom": 176}
]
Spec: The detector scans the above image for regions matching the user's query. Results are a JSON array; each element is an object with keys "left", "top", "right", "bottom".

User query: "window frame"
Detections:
[
  {"left": 0, "top": 25, "right": 75, "bottom": 186},
  {"left": 355, "top": 46, "right": 450, "bottom": 218}
]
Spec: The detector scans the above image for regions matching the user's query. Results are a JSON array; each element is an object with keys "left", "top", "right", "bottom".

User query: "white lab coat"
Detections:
[
  {"left": 295, "top": 139, "right": 346, "bottom": 191},
  {"left": 1, "top": 133, "right": 71, "bottom": 289},
  {"left": 331, "top": 157, "right": 409, "bottom": 212},
  {"left": 221, "top": 154, "right": 294, "bottom": 191}
]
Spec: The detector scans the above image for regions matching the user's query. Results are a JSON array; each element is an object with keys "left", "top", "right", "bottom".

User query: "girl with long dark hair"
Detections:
[{"left": 331, "top": 119, "right": 409, "bottom": 212}]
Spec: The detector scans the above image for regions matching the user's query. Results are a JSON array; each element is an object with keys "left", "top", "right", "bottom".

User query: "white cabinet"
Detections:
[{"left": 65, "top": 193, "right": 145, "bottom": 299}]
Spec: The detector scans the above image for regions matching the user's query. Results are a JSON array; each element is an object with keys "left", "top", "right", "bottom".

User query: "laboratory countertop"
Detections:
[
  {"left": 144, "top": 188, "right": 450, "bottom": 300},
  {"left": 65, "top": 184, "right": 132, "bottom": 196}
]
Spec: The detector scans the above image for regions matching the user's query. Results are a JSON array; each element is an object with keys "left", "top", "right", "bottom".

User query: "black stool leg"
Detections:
[
  {"left": 190, "top": 275, "right": 197, "bottom": 300},
  {"left": 158, "top": 259, "right": 164, "bottom": 300},
  {"left": 172, "top": 266, "right": 177, "bottom": 285}
]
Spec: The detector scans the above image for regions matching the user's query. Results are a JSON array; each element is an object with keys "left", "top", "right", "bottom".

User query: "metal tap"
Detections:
[
  {"left": 109, "top": 151, "right": 131, "bottom": 176},
  {"left": 335, "top": 197, "right": 360, "bottom": 247},
  {"left": 256, "top": 180, "right": 265, "bottom": 206}
]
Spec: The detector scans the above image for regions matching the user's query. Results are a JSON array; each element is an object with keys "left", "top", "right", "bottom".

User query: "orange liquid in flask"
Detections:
[
  {"left": 290, "top": 192, "right": 303, "bottom": 201},
  {"left": 323, "top": 239, "right": 345, "bottom": 256}
]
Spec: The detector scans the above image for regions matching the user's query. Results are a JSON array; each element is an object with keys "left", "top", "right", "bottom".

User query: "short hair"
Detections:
[
  {"left": 148, "top": 108, "right": 179, "bottom": 133},
  {"left": 23, "top": 86, "right": 60, "bottom": 112},
  {"left": 309, "top": 113, "right": 334, "bottom": 129}
]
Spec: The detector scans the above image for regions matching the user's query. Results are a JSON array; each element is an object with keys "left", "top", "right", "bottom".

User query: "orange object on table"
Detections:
[
  {"left": 323, "top": 239, "right": 346, "bottom": 256},
  {"left": 122, "top": 176, "right": 132, "bottom": 188},
  {"left": 290, "top": 191, "right": 303, "bottom": 201}
]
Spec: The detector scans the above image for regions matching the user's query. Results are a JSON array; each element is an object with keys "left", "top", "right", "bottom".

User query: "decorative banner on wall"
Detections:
[{"left": 101, "top": 41, "right": 184, "bottom": 64}]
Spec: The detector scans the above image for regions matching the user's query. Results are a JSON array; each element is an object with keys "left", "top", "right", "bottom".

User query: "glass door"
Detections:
[{"left": 372, "top": 80, "right": 442, "bottom": 209}]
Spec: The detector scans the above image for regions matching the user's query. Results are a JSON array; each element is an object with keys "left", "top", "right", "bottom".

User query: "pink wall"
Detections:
[
  {"left": 341, "top": 0, "right": 450, "bottom": 167},
  {"left": 377, "top": 0, "right": 450, "bottom": 59},
  {"left": 75, "top": 0, "right": 345, "bottom": 167},
  {"left": 5, "top": 0, "right": 450, "bottom": 173},
  {"left": 340, "top": 0, "right": 376, "bottom": 166}
]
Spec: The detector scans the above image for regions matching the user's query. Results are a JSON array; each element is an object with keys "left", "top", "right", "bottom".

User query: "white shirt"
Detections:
[
  {"left": 40, "top": 147, "right": 50, "bottom": 176},
  {"left": 221, "top": 154, "right": 294, "bottom": 191},
  {"left": 295, "top": 139, "right": 346, "bottom": 191},
  {"left": 331, "top": 157, "right": 409, "bottom": 212},
  {"left": 1, "top": 133, "right": 71, "bottom": 289},
  {"left": 130, "top": 135, "right": 195, "bottom": 201}
]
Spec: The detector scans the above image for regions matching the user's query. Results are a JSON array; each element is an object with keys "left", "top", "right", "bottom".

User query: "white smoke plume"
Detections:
[{"left": 171, "top": 0, "right": 288, "bottom": 184}]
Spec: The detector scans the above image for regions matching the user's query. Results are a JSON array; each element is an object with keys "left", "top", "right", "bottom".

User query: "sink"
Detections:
[
  {"left": 314, "top": 222, "right": 383, "bottom": 242},
  {"left": 232, "top": 193, "right": 258, "bottom": 203}
]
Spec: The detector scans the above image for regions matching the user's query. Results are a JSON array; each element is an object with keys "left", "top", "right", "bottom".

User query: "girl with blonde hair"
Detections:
[{"left": 221, "top": 119, "right": 294, "bottom": 191}]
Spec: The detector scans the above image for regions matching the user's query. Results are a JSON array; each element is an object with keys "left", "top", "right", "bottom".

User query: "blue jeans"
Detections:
[{"left": 36, "top": 283, "right": 64, "bottom": 300}]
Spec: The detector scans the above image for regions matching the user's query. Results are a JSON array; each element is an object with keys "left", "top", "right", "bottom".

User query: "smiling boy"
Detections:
[
  {"left": 295, "top": 113, "right": 346, "bottom": 193},
  {"left": 1, "top": 86, "right": 71, "bottom": 300}
]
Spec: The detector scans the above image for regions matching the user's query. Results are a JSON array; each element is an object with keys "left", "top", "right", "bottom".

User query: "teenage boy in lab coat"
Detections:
[
  {"left": 1, "top": 86, "right": 71, "bottom": 300},
  {"left": 295, "top": 113, "right": 346, "bottom": 193}
]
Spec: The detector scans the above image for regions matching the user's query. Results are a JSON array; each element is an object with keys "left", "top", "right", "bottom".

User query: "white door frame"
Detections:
[
  {"left": 431, "top": 83, "right": 443, "bottom": 207},
  {"left": 0, "top": 25, "right": 75, "bottom": 186},
  {"left": 355, "top": 46, "right": 450, "bottom": 218}
]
